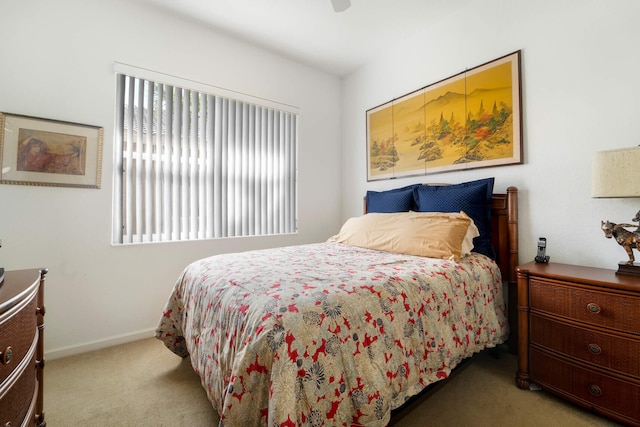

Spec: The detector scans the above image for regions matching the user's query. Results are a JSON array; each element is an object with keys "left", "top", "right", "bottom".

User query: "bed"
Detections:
[{"left": 156, "top": 178, "right": 519, "bottom": 426}]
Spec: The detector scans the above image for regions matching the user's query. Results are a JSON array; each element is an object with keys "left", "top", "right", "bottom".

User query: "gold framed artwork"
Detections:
[
  {"left": 366, "top": 50, "right": 522, "bottom": 181},
  {"left": 0, "top": 113, "right": 103, "bottom": 188}
]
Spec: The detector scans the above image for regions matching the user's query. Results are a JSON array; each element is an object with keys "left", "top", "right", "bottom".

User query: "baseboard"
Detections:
[{"left": 45, "top": 328, "right": 156, "bottom": 360}]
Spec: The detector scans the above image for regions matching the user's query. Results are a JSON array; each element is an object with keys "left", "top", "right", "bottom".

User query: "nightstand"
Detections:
[{"left": 515, "top": 262, "right": 640, "bottom": 426}]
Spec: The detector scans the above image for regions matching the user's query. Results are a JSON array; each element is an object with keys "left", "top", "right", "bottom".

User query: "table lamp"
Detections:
[{"left": 592, "top": 146, "right": 640, "bottom": 275}]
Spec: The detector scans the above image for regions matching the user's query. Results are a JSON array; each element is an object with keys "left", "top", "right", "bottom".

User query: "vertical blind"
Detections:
[{"left": 113, "top": 73, "right": 298, "bottom": 244}]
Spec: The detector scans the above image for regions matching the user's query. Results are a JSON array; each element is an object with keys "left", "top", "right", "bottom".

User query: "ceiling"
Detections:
[{"left": 139, "top": 0, "right": 469, "bottom": 76}]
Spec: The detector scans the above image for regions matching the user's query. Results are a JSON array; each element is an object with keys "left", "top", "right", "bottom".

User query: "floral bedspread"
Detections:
[{"left": 156, "top": 242, "right": 508, "bottom": 427}]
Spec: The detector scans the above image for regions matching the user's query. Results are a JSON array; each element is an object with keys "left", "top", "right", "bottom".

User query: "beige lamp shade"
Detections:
[{"left": 592, "top": 146, "right": 640, "bottom": 198}]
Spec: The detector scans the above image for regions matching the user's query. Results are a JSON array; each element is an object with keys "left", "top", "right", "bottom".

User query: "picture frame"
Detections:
[
  {"left": 366, "top": 50, "right": 522, "bottom": 181},
  {"left": 0, "top": 113, "right": 103, "bottom": 188}
]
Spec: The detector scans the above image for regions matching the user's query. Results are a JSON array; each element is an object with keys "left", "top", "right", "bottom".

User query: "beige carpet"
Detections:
[{"left": 44, "top": 338, "right": 621, "bottom": 426}]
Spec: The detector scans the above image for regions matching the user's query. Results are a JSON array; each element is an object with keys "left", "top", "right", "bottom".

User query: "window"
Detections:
[{"left": 112, "top": 66, "right": 298, "bottom": 244}]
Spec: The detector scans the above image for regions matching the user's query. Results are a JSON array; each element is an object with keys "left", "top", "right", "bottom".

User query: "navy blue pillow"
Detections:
[
  {"left": 366, "top": 184, "right": 419, "bottom": 213},
  {"left": 413, "top": 178, "right": 495, "bottom": 258}
]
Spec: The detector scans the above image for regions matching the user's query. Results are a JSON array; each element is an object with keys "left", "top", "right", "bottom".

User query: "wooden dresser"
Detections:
[
  {"left": 516, "top": 262, "right": 640, "bottom": 426},
  {"left": 0, "top": 269, "right": 47, "bottom": 427}
]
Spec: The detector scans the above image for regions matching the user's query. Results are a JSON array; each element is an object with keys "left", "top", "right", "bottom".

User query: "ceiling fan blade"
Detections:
[{"left": 331, "top": 0, "right": 351, "bottom": 12}]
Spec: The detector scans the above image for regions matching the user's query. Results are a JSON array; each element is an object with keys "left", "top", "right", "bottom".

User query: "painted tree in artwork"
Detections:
[
  {"left": 461, "top": 100, "right": 512, "bottom": 162},
  {"left": 415, "top": 112, "right": 465, "bottom": 163},
  {"left": 414, "top": 137, "right": 441, "bottom": 163},
  {"left": 370, "top": 135, "right": 399, "bottom": 171}
]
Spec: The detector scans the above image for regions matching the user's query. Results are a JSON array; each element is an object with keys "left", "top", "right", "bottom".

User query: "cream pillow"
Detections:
[
  {"left": 460, "top": 214, "right": 480, "bottom": 255},
  {"left": 328, "top": 211, "right": 479, "bottom": 262}
]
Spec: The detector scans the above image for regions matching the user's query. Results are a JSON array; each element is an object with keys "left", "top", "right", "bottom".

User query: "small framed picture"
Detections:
[{"left": 0, "top": 113, "right": 103, "bottom": 188}]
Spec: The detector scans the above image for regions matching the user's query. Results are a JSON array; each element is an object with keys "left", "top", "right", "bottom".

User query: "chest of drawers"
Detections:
[
  {"left": 516, "top": 262, "right": 640, "bottom": 426},
  {"left": 0, "top": 269, "right": 47, "bottom": 427}
]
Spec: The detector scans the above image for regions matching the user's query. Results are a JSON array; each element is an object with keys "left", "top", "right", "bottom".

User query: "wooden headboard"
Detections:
[
  {"left": 491, "top": 187, "right": 519, "bottom": 287},
  {"left": 491, "top": 186, "right": 519, "bottom": 353}
]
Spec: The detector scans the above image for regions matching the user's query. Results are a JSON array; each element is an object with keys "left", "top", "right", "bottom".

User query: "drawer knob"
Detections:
[
  {"left": 587, "top": 303, "right": 601, "bottom": 313},
  {"left": 588, "top": 343, "right": 602, "bottom": 354},
  {"left": 588, "top": 384, "right": 602, "bottom": 396},
  {"left": 0, "top": 346, "right": 12, "bottom": 365}
]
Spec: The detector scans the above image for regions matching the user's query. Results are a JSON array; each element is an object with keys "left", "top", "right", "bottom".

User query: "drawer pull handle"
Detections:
[
  {"left": 588, "top": 384, "right": 602, "bottom": 396},
  {"left": 588, "top": 343, "right": 602, "bottom": 354},
  {"left": 587, "top": 303, "right": 601, "bottom": 313},
  {"left": 0, "top": 346, "right": 12, "bottom": 365}
]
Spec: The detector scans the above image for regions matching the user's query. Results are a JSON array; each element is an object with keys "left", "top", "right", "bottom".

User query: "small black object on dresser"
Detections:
[{"left": 534, "top": 237, "right": 549, "bottom": 263}]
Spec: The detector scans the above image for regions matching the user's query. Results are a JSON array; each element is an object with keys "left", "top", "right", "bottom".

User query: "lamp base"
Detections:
[{"left": 616, "top": 262, "right": 640, "bottom": 276}]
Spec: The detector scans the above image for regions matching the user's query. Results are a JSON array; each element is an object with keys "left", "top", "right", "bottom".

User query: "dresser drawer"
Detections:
[
  {"left": 0, "top": 293, "right": 37, "bottom": 383},
  {"left": 530, "top": 348, "right": 640, "bottom": 424},
  {"left": 0, "top": 352, "right": 37, "bottom": 426},
  {"left": 529, "top": 278, "right": 640, "bottom": 335},
  {"left": 530, "top": 314, "right": 640, "bottom": 378}
]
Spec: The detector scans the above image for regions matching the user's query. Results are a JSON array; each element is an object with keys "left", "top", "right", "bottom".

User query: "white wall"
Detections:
[
  {"left": 0, "top": 0, "right": 342, "bottom": 358},
  {"left": 342, "top": 0, "right": 640, "bottom": 269}
]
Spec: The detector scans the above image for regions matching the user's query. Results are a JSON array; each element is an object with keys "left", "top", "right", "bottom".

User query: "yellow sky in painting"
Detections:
[
  {"left": 466, "top": 59, "right": 512, "bottom": 90},
  {"left": 368, "top": 106, "right": 394, "bottom": 146},
  {"left": 424, "top": 76, "right": 464, "bottom": 104}
]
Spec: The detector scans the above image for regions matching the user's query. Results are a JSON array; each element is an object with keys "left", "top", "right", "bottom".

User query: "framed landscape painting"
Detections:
[
  {"left": 0, "top": 113, "right": 103, "bottom": 188},
  {"left": 366, "top": 50, "right": 522, "bottom": 181}
]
